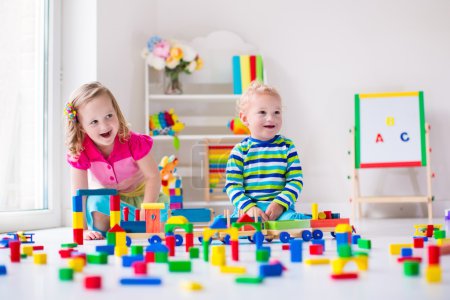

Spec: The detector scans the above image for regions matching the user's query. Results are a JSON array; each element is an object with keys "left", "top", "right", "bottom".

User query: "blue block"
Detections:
[
  {"left": 72, "top": 196, "right": 83, "bottom": 212},
  {"left": 175, "top": 180, "right": 182, "bottom": 188},
  {"left": 76, "top": 188, "right": 118, "bottom": 196},
  {"left": 352, "top": 234, "right": 361, "bottom": 245},
  {"left": 312, "top": 239, "right": 325, "bottom": 251},
  {"left": 122, "top": 255, "right": 144, "bottom": 267},
  {"left": 331, "top": 213, "right": 340, "bottom": 219},
  {"left": 121, "top": 221, "right": 146, "bottom": 233},
  {"left": 289, "top": 239, "right": 303, "bottom": 262},
  {"left": 96, "top": 245, "right": 115, "bottom": 255},
  {"left": 0, "top": 265, "right": 6, "bottom": 275},
  {"left": 210, "top": 217, "right": 228, "bottom": 229},
  {"left": 335, "top": 233, "right": 349, "bottom": 245},
  {"left": 171, "top": 208, "right": 212, "bottom": 223},
  {"left": 120, "top": 277, "right": 162, "bottom": 285},
  {"left": 259, "top": 263, "right": 283, "bottom": 278},
  {"left": 170, "top": 196, "right": 183, "bottom": 203},
  {"left": 401, "top": 248, "right": 413, "bottom": 258},
  {"left": 260, "top": 246, "right": 271, "bottom": 256},
  {"left": 146, "top": 243, "right": 169, "bottom": 253}
]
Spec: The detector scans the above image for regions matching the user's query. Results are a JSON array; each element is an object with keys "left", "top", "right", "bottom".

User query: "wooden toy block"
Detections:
[
  {"left": 33, "top": 253, "right": 47, "bottom": 265},
  {"left": 72, "top": 195, "right": 83, "bottom": 212},
  {"left": 168, "top": 260, "right": 192, "bottom": 272},
  {"left": 311, "top": 218, "right": 350, "bottom": 229},
  {"left": 335, "top": 233, "right": 349, "bottom": 246},
  {"left": 22, "top": 245, "right": 33, "bottom": 256},
  {"left": 425, "top": 265, "right": 442, "bottom": 283},
  {"left": 71, "top": 253, "right": 87, "bottom": 264},
  {"left": 68, "top": 257, "right": 84, "bottom": 272},
  {"left": 312, "top": 239, "right": 325, "bottom": 251},
  {"left": 141, "top": 203, "right": 165, "bottom": 210},
  {"left": 235, "top": 276, "right": 264, "bottom": 284},
  {"left": 413, "top": 237, "right": 424, "bottom": 248},
  {"left": 145, "top": 209, "right": 161, "bottom": 233},
  {"left": 434, "top": 230, "right": 446, "bottom": 239},
  {"left": 87, "top": 253, "right": 108, "bottom": 264},
  {"left": 120, "top": 277, "right": 162, "bottom": 285},
  {"left": 77, "top": 188, "right": 117, "bottom": 196},
  {"left": 331, "top": 213, "right": 340, "bottom": 219},
  {"left": 403, "top": 261, "right": 420, "bottom": 276},
  {"left": 61, "top": 242, "right": 78, "bottom": 248},
  {"left": 331, "top": 256, "right": 368, "bottom": 274},
  {"left": 335, "top": 224, "right": 352, "bottom": 233},
  {"left": 309, "top": 244, "right": 323, "bottom": 255},
  {"left": 338, "top": 245, "right": 352, "bottom": 258},
  {"left": 211, "top": 245, "right": 226, "bottom": 266},
  {"left": 132, "top": 261, "right": 147, "bottom": 275},
  {"left": 59, "top": 249, "right": 75, "bottom": 258},
  {"left": 265, "top": 220, "right": 311, "bottom": 230},
  {"left": 110, "top": 211, "right": 121, "bottom": 227},
  {"left": 9, "top": 240, "right": 21, "bottom": 263},
  {"left": 324, "top": 211, "right": 332, "bottom": 219},
  {"left": 231, "top": 240, "right": 239, "bottom": 262},
  {"left": 390, "top": 243, "right": 413, "bottom": 255},
  {"left": 318, "top": 212, "right": 326, "bottom": 220},
  {"left": 121, "top": 221, "right": 146, "bottom": 233},
  {"left": 304, "top": 258, "right": 330, "bottom": 265},
  {"left": 311, "top": 203, "right": 318, "bottom": 220},
  {"left": 428, "top": 245, "right": 440, "bottom": 265},
  {"left": 73, "top": 229, "right": 83, "bottom": 245},
  {"left": 72, "top": 212, "right": 83, "bottom": 229},
  {"left": 115, "top": 246, "right": 129, "bottom": 257},
  {"left": 59, "top": 268, "right": 74, "bottom": 281},
  {"left": 155, "top": 252, "right": 168, "bottom": 263},
  {"left": 189, "top": 247, "right": 199, "bottom": 259},
  {"left": 290, "top": 239, "right": 302, "bottom": 262},
  {"left": 358, "top": 239, "right": 371, "bottom": 250},
  {"left": 401, "top": 248, "right": 413, "bottom": 257},
  {"left": 122, "top": 255, "right": 144, "bottom": 267},
  {"left": 115, "top": 232, "right": 127, "bottom": 245},
  {"left": 282, "top": 244, "right": 290, "bottom": 250},
  {"left": 180, "top": 281, "right": 203, "bottom": 291},
  {"left": 259, "top": 263, "right": 283, "bottom": 277},
  {"left": 106, "top": 232, "right": 116, "bottom": 245},
  {"left": 436, "top": 238, "right": 450, "bottom": 246},
  {"left": 220, "top": 265, "right": 247, "bottom": 274},
  {"left": 0, "top": 265, "right": 7, "bottom": 275},
  {"left": 131, "top": 245, "right": 143, "bottom": 256},
  {"left": 426, "top": 225, "right": 434, "bottom": 238},
  {"left": 145, "top": 252, "right": 155, "bottom": 263},
  {"left": 397, "top": 257, "right": 422, "bottom": 263},
  {"left": 165, "top": 235, "right": 176, "bottom": 257},
  {"left": 352, "top": 234, "right": 361, "bottom": 245},
  {"left": 84, "top": 275, "right": 102, "bottom": 289},
  {"left": 331, "top": 272, "right": 358, "bottom": 280},
  {"left": 256, "top": 248, "right": 270, "bottom": 262}
]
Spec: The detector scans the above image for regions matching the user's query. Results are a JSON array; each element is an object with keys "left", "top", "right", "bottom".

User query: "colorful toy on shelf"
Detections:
[
  {"left": 206, "top": 144, "right": 234, "bottom": 200},
  {"left": 159, "top": 155, "right": 183, "bottom": 209},
  {"left": 227, "top": 117, "right": 250, "bottom": 135},
  {"left": 148, "top": 108, "right": 184, "bottom": 149}
]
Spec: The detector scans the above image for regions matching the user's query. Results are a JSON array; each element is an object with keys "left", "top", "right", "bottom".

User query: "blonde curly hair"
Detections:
[
  {"left": 237, "top": 81, "right": 281, "bottom": 115},
  {"left": 65, "top": 82, "right": 130, "bottom": 157}
]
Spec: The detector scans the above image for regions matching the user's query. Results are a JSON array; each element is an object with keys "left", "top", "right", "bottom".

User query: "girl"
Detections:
[{"left": 65, "top": 82, "right": 166, "bottom": 240}]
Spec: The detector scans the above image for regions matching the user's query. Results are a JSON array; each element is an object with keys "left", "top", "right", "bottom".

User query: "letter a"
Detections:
[{"left": 375, "top": 133, "right": 384, "bottom": 143}]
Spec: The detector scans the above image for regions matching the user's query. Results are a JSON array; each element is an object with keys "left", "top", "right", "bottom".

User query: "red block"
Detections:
[
  {"left": 331, "top": 272, "right": 358, "bottom": 280},
  {"left": 59, "top": 248, "right": 75, "bottom": 258},
  {"left": 309, "top": 244, "right": 323, "bottom": 255},
  {"left": 9, "top": 240, "right": 21, "bottom": 263},
  {"left": 165, "top": 235, "right": 175, "bottom": 257},
  {"left": 397, "top": 257, "right": 422, "bottom": 263},
  {"left": 84, "top": 275, "right": 102, "bottom": 289},
  {"left": 109, "top": 195, "right": 121, "bottom": 211},
  {"left": 132, "top": 261, "right": 147, "bottom": 275},
  {"left": 426, "top": 225, "right": 434, "bottom": 238},
  {"left": 135, "top": 209, "right": 141, "bottom": 221},
  {"left": 282, "top": 244, "right": 290, "bottom": 250},
  {"left": 32, "top": 245, "right": 44, "bottom": 251},
  {"left": 413, "top": 237, "right": 424, "bottom": 248},
  {"left": 123, "top": 206, "right": 129, "bottom": 221},
  {"left": 428, "top": 245, "right": 440, "bottom": 265},
  {"left": 231, "top": 240, "right": 239, "bottom": 261},
  {"left": 185, "top": 233, "right": 194, "bottom": 252},
  {"left": 145, "top": 252, "right": 155, "bottom": 263},
  {"left": 73, "top": 228, "right": 83, "bottom": 246},
  {"left": 324, "top": 211, "right": 332, "bottom": 219}
]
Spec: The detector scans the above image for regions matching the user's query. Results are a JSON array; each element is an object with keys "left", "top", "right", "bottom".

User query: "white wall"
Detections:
[{"left": 62, "top": 0, "right": 450, "bottom": 219}]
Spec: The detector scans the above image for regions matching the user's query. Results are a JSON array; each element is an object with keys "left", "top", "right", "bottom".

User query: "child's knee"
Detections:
[{"left": 92, "top": 212, "right": 110, "bottom": 232}]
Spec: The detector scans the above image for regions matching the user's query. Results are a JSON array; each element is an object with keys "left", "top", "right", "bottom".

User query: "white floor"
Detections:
[{"left": 0, "top": 218, "right": 449, "bottom": 300}]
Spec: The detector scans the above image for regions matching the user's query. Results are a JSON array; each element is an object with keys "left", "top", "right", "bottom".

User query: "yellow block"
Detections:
[
  {"left": 110, "top": 211, "right": 121, "bottom": 227},
  {"left": 425, "top": 265, "right": 442, "bottom": 283},
  {"left": 115, "top": 232, "right": 127, "bottom": 246},
  {"left": 311, "top": 203, "right": 318, "bottom": 220},
  {"left": 115, "top": 246, "right": 128, "bottom": 257},
  {"left": 331, "top": 256, "right": 368, "bottom": 274},
  {"left": 22, "top": 245, "right": 33, "bottom": 256},
  {"left": 437, "top": 238, "right": 450, "bottom": 246},
  {"left": 305, "top": 258, "right": 330, "bottom": 265},
  {"left": 72, "top": 212, "right": 84, "bottom": 229},
  {"left": 335, "top": 224, "right": 352, "bottom": 233},
  {"left": 175, "top": 189, "right": 181, "bottom": 196},
  {"left": 181, "top": 281, "right": 203, "bottom": 291},
  {"left": 211, "top": 245, "right": 226, "bottom": 266},
  {"left": 318, "top": 212, "right": 326, "bottom": 220},
  {"left": 167, "top": 216, "right": 189, "bottom": 225},
  {"left": 220, "top": 265, "right": 247, "bottom": 274},
  {"left": 68, "top": 257, "right": 84, "bottom": 272},
  {"left": 33, "top": 253, "right": 47, "bottom": 265},
  {"left": 413, "top": 224, "right": 443, "bottom": 237},
  {"left": 141, "top": 203, "right": 165, "bottom": 210},
  {"left": 389, "top": 243, "right": 413, "bottom": 255}
]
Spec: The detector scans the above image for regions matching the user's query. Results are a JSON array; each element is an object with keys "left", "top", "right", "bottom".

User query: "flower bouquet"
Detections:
[{"left": 142, "top": 35, "right": 203, "bottom": 94}]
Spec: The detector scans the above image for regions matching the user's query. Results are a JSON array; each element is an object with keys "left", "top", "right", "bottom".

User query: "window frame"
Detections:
[{"left": 0, "top": 0, "right": 62, "bottom": 232}]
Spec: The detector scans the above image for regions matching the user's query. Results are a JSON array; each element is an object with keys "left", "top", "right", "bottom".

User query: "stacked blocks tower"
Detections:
[
  {"left": 159, "top": 155, "right": 183, "bottom": 209},
  {"left": 425, "top": 245, "right": 441, "bottom": 283}
]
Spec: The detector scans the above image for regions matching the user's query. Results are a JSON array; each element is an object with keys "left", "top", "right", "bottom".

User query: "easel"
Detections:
[{"left": 351, "top": 123, "right": 433, "bottom": 222}]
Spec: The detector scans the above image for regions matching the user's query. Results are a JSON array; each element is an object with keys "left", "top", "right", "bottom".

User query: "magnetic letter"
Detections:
[
  {"left": 375, "top": 133, "right": 384, "bottom": 143},
  {"left": 400, "top": 132, "right": 410, "bottom": 142},
  {"left": 386, "top": 117, "right": 395, "bottom": 126}
]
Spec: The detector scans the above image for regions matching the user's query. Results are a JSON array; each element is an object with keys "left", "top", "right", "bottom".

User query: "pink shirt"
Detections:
[{"left": 67, "top": 131, "right": 153, "bottom": 193}]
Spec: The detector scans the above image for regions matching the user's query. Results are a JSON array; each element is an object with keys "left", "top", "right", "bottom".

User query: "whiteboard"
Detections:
[{"left": 355, "top": 92, "right": 426, "bottom": 168}]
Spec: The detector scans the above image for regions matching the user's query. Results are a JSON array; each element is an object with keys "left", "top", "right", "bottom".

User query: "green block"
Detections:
[
  {"left": 337, "top": 245, "right": 352, "bottom": 258},
  {"left": 106, "top": 232, "right": 116, "bottom": 245},
  {"left": 59, "top": 268, "right": 74, "bottom": 281},
  {"left": 434, "top": 230, "right": 446, "bottom": 239},
  {"left": 87, "top": 253, "right": 108, "bottom": 264},
  {"left": 358, "top": 239, "right": 371, "bottom": 250},
  {"left": 189, "top": 247, "right": 199, "bottom": 259},
  {"left": 168, "top": 260, "right": 192, "bottom": 272},
  {"left": 202, "top": 240, "right": 209, "bottom": 262},
  {"left": 353, "top": 251, "right": 369, "bottom": 257},
  {"left": 155, "top": 252, "right": 168, "bottom": 263},
  {"left": 403, "top": 261, "right": 420, "bottom": 276},
  {"left": 235, "top": 276, "right": 263, "bottom": 284},
  {"left": 20, "top": 254, "right": 27, "bottom": 259},
  {"left": 131, "top": 245, "right": 143, "bottom": 256},
  {"left": 264, "top": 220, "right": 310, "bottom": 230},
  {"left": 61, "top": 243, "right": 78, "bottom": 248},
  {"left": 256, "top": 249, "right": 270, "bottom": 262}
]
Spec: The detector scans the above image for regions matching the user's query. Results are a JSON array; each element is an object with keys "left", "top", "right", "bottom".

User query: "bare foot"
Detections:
[{"left": 83, "top": 230, "right": 104, "bottom": 240}]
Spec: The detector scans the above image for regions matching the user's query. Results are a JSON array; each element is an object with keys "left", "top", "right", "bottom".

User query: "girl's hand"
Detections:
[
  {"left": 265, "top": 202, "right": 285, "bottom": 221},
  {"left": 246, "top": 206, "right": 269, "bottom": 222},
  {"left": 83, "top": 230, "right": 104, "bottom": 240}
]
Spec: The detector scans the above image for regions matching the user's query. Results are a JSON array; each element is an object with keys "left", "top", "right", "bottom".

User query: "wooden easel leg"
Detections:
[{"left": 427, "top": 199, "right": 433, "bottom": 223}]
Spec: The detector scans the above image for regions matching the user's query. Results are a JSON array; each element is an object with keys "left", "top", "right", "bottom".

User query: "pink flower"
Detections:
[{"left": 153, "top": 40, "right": 170, "bottom": 58}]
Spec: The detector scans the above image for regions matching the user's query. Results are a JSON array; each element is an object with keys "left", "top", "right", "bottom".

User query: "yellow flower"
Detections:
[
  {"left": 166, "top": 56, "right": 180, "bottom": 69},
  {"left": 170, "top": 47, "right": 183, "bottom": 60},
  {"left": 195, "top": 57, "right": 203, "bottom": 70}
]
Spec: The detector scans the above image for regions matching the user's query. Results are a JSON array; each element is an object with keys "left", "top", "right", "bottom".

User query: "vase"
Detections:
[{"left": 164, "top": 72, "right": 183, "bottom": 95}]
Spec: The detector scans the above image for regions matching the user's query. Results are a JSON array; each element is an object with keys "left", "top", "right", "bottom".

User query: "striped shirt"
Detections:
[{"left": 225, "top": 135, "right": 303, "bottom": 212}]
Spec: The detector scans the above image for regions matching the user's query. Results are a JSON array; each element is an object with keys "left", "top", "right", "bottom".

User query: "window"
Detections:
[{"left": 0, "top": 0, "right": 60, "bottom": 231}]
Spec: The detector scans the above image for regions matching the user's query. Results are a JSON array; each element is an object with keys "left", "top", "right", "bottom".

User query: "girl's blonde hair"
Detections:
[
  {"left": 237, "top": 81, "right": 281, "bottom": 114},
  {"left": 65, "top": 82, "right": 130, "bottom": 157}
]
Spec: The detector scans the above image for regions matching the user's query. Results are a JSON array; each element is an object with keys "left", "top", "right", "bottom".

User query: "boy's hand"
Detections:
[
  {"left": 265, "top": 202, "right": 285, "bottom": 221},
  {"left": 83, "top": 230, "right": 104, "bottom": 240},
  {"left": 246, "top": 206, "right": 269, "bottom": 222}
]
